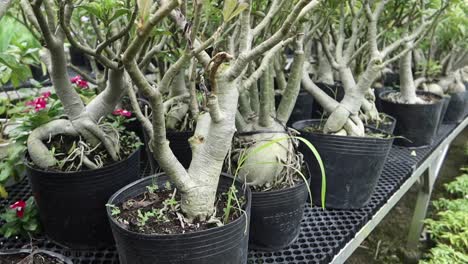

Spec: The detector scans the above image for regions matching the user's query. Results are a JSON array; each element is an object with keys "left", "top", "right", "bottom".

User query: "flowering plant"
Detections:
[
  {"left": 25, "top": 91, "right": 51, "bottom": 112},
  {"left": 0, "top": 196, "right": 40, "bottom": 238},
  {"left": 70, "top": 75, "right": 89, "bottom": 89}
]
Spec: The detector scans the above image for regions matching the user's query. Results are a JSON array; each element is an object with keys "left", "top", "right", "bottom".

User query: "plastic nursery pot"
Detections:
[
  {"left": 292, "top": 120, "right": 393, "bottom": 209},
  {"left": 249, "top": 172, "right": 311, "bottom": 251},
  {"left": 311, "top": 82, "right": 345, "bottom": 118},
  {"left": 25, "top": 148, "right": 141, "bottom": 249},
  {"left": 436, "top": 95, "right": 451, "bottom": 133},
  {"left": 366, "top": 114, "right": 397, "bottom": 135},
  {"left": 69, "top": 46, "right": 91, "bottom": 70},
  {"left": 443, "top": 90, "right": 467, "bottom": 124},
  {"left": 143, "top": 130, "right": 194, "bottom": 170},
  {"left": 288, "top": 90, "right": 315, "bottom": 126},
  {"left": 374, "top": 87, "right": 395, "bottom": 112},
  {"left": 380, "top": 91, "right": 443, "bottom": 147},
  {"left": 107, "top": 173, "right": 251, "bottom": 264},
  {"left": 0, "top": 249, "right": 73, "bottom": 264},
  {"left": 382, "top": 72, "right": 400, "bottom": 87}
]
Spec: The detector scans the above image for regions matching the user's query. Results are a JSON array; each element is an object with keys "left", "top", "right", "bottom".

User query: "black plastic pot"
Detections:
[
  {"left": 443, "top": 91, "right": 467, "bottom": 124},
  {"left": 366, "top": 114, "right": 396, "bottom": 135},
  {"left": 436, "top": 95, "right": 451, "bottom": 133},
  {"left": 69, "top": 46, "right": 91, "bottom": 69},
  {"left": 0, "top": 249, "right": 73, "bottom": 264},
  {"left": 374, "top": 87, "right": 395, "bottom": 112},
  {"left": 382, "top": 72, "right": 400, "bottom": 87},
  {"left": 107, "top": 173, "right": 251, "bottom": 264},
  {"left": 380, "top": 91, "right": 443, "bottom": 147},
  {"left": 274, "top": 90, "right": 314, "bottom": 126},
  {"left": 288, "top": 91, "right": 314, "bottom": 126},
  {"left": 311, "top": 83, "right": 345, "bottom": 118},
  {"left": 250, "top": 176, "right": 310, "bottom": 251},
  {"left": 144, "top": 130, "right": 194, "bottom": 171},
  {"left": 25, "top": 149, "right": 140, "bottom": 248},
  {"left": 292, "top": 120, "right": 393, "bottom": 209},
  {"left": 125, "top": 117, "right": 145, "bottom": 142}
]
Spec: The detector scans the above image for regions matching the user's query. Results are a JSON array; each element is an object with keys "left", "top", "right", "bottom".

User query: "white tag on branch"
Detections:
[{"left": 411, "top": 150, "right": 417, "bottom": 157}]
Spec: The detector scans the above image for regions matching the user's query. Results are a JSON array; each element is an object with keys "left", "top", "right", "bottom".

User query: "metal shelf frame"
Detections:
[{"left": 331, "top": 117, "right": 468, "bottom": 264}]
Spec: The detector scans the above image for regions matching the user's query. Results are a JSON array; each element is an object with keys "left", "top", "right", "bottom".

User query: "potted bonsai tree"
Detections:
[
  {"left": 13, "top": 0, "right": 317, "bottom": 262},
  {"left": 14, "top": 0, "right": 142, "bottom": 248},
  {"left": 224, "top": 0, "right": 325, "bottom": 250},
  {"left": 294, "top": 0, "right": 445, "bottom": 209}
]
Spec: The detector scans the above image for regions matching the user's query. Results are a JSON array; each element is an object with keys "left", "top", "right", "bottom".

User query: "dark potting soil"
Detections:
[
  {"left": 114, "top": 186, "right": 244, "bottom": 235},
  {"left": 382, "top": 91, "right": 441, "bottom": 104},
  {"left": 0, "top": 253, "right": 65, "bottom": 264}
]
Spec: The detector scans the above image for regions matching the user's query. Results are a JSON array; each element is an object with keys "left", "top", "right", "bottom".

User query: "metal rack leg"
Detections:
[{"left": 406, "top": 145, "right": 450, "bottom": 249}]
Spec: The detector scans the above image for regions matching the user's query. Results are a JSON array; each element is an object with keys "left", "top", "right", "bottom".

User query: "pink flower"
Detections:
[
  {"left": 70, "top": 75, "right": 81, "bottom": 84},
  {"left": 112, "top": 109, "right": 132, "bottom": 117},
  {"left": 33, "top": 97, "right": 47, "bottom": 112},
  {"left": 76, "top": 79, "right": 89, "bottom": 89},
  {"left": 70, "top": 75, "right": 89, "bottom": 89},
  {"left": 25, "top": 97, "right": 47, "bottom": 112},
  {"left": 41, "top": 91, "right": 51, "bottom": 98},
  {"left": 10, "top": 200, "right": 26, "bottom": 218}
]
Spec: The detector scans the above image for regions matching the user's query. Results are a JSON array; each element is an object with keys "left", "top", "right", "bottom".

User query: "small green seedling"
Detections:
[
  {"left": 146, "top": 183, "right": 159, "bottom": 194},
  {"left": 106, "top": 204, "right": 121, "bottom": 216},
  {"left": 165, "top": 181, "right": 172, "bottom": 191}
]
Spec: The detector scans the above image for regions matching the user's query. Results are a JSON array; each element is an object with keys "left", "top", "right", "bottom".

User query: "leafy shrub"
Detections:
[{"left": 420, "top": 170, "right": 468, "bottom": 263}]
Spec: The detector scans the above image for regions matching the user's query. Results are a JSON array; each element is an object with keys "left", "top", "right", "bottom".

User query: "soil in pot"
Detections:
[
  {"left": 293, "top": 119, "right": 393, "bottom": 209},
  {"left": 26, "top": 132, "right": 141, "bottom": 248},
  {"left": 107, "top": 174, "right": 251, "bottom": 264},
  {"left": 0, "top": 250, "right": 72, "bottom": 264},
  {"left": 380, "top": 91, "right": 443, "bottom": 147},
  {"left": 443, "top": 91, "right": 467, "bottom": 123}
]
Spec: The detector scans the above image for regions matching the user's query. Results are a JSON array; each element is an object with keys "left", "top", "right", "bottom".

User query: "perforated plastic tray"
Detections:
[{"left": 0, "top": 123, "right": 459, "bottom": 264}]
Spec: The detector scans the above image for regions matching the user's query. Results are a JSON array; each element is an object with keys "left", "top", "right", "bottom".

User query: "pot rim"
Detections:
[
  {"left": 379, "top": 90, "right": 443, "bottom": 105},
  {"left": 292, "top": 119, "right": 393, "bottom": 142},
  {"left": 107, "top": 172, "right": 251, "bottom": 238},
  {"left": 24, "top": 147, "right": 141, "bottom": 175}
]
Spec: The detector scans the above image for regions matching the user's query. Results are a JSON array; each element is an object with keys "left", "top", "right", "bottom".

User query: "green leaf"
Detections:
[
  {"left": 226, "top": 3, "right": 249, "bottom": 22},
  {"left": 23, "top": 221, "right": 38, "bottom": 232},
  {"left": 223, "top": 0, "right": 238, "bottom": 22},
  {"left": 110, "top": 8, "right": 130, "bottom": 22},
  {"left": 79, "top": 3, "right": 103, "bottom": 20},
  {"left": 0, "top": 164, "right": 12, "bottom": 182}
]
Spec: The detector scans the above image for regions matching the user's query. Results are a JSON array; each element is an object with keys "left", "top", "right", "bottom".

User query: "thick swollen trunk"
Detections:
[
  {"left": 237, "top": 122, "right": 291, "bottom": 186},
  {"left": 399, "top": 49, "right": 421, "bottom": 104},
  {"left": 323, "top": 64, "right": 381, "bottom": 136},
  {"left": 181, "top": 77, "right": 240, "bottom": 221}
]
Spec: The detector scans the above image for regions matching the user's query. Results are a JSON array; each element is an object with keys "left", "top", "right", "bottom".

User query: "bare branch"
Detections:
[{"left": 252, "top": 0, "right": 284, "bottom": 38}]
